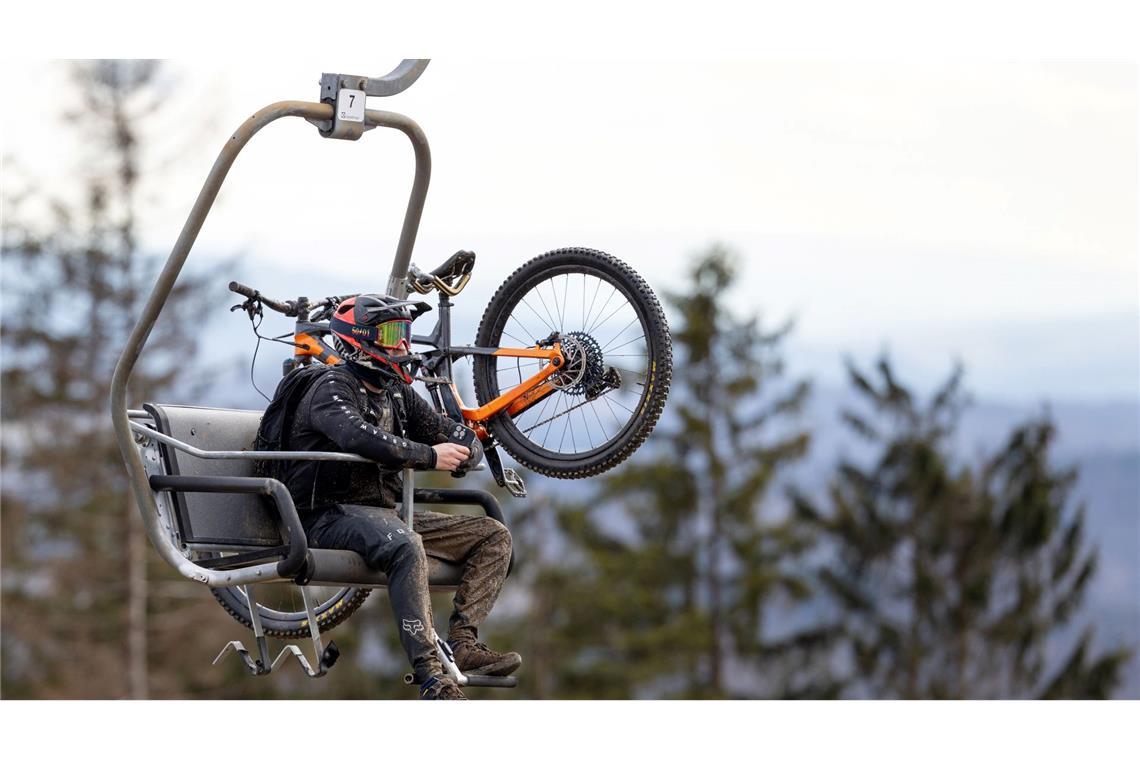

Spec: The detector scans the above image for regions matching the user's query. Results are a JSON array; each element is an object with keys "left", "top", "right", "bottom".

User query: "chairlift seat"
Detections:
[{"left": 144, "top": 402, "right": 465, "bottom": 589}]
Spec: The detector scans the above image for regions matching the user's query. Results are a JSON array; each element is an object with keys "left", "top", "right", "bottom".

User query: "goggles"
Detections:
[{"left": 332, "top": 317, "right": 412, "bottom": 350}]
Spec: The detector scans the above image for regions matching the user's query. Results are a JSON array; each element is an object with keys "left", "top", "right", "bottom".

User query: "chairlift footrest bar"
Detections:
[
  {"left": 214, "top": 639, "right": 339, "bottom": 679},
  {"left": 403, "top": 672, "right": 519, "bottom": 689},
  {"left": 213, "top": 640, "right": 271, "bottom": 676},
  {"left": 271, "top": 640, "right": 338, "bottom": 678},
  {"left": 464, "top": 674, "right": 519, "bottom": 688}
]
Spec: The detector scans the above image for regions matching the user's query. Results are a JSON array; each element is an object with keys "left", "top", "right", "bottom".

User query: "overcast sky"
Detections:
[{"left": 2, "top": 60, "right": 1136, "bottom": 402}]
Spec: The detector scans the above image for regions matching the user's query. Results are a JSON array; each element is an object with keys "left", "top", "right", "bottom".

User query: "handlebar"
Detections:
[{"left": 229, "top": 281, "right": 303, "bottom": 317}]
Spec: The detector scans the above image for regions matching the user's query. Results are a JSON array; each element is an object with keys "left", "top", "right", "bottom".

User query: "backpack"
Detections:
[{"left": 252, "top": 363, "right": 332, "bottom": 480}]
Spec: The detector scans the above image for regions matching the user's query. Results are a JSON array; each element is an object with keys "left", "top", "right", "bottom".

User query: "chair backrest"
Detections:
[{"left": 145, "top": 403, "right": 281, "bottom": 548}]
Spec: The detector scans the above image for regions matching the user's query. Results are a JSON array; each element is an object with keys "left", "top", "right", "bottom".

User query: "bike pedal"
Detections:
[{"left": 503, "top": 468, "right": 527, "bottom": 498}]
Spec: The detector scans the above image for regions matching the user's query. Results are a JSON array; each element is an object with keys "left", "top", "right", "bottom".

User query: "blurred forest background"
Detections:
[{"left": 1, "top": 61, "right": 1136, "bottom": 699}]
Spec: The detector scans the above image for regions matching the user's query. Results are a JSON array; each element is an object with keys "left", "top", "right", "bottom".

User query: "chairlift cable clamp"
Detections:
[{"left": 310, "top": 60, "right": 430, "bottom": 141}]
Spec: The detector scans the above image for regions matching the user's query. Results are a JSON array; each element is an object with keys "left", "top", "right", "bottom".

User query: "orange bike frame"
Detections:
[
  {"left": 461, "top": 344, "right": 563, "bottom": 423},
  {"left": 294, "top": 326, "right": 563, "bottom": 435}
]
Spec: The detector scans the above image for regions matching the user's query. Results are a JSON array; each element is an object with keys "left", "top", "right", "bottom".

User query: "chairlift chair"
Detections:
[{"left": 111, "top": 60, "right": 516, "bottom": 687}]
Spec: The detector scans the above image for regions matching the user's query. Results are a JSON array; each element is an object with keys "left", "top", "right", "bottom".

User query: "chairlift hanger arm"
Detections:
[
  {"left": 315, "top": 59, "right": 430, "bottom": 141},
  {"left": 320, "top": 59, "right": 430, "bottom": 100}
]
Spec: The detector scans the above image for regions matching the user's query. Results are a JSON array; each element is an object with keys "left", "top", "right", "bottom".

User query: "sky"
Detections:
[{"left": 2, "top": 59, "right": 1137, "bottom": 402}]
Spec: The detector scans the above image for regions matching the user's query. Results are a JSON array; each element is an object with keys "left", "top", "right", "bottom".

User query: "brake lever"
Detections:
[{"left": 231, "top": 297, "right": 263, "bottom": 319}]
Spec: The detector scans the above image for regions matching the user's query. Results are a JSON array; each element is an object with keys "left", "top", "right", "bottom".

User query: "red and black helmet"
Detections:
[{"left": 330, "top": 294, "right": 431, "bottom": 384}]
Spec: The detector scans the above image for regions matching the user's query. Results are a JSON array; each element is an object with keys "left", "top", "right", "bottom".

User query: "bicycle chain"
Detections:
[{"left": 519, "top": 388, "right": 614, "bottom": 435}]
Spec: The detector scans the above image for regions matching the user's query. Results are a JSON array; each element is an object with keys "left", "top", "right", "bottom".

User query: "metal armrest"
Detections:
[{"left": 148, "top": 475, "right": 309, "bottom": 579}]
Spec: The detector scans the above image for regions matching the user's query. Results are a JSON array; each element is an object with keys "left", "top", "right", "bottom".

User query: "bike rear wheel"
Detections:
[
  {"left": 473, "top": 248, "right": 672, "bottom": 479},
  {"left": 210, "top": 581, "right": 370, "bottom": 639}
]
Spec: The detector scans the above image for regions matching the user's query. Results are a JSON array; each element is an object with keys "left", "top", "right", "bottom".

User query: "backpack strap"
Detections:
[{"left": 253, "top": 363, "right": 333, "bottom": 479}]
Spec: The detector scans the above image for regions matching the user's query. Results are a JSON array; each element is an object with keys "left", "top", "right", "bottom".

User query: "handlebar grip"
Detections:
[
  {"left": 229, "top": 281, "right": 258, "bottom": 298},
  {"left": 229, "top": 281, "right": 296, "bottom": 315}
]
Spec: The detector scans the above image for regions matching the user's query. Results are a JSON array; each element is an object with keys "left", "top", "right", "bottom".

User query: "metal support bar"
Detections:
[
  {"left": 213, "top": 583, "right": 340, "bottom": 679},
  {"left": 269, "top": 586, "right": 339, "bottom": 678},
  {"left": 213, "top": 584, "right": 272, "bottom": 675},
  {"left": 131, "top": 420, "right": 370, "bottom": 462}
]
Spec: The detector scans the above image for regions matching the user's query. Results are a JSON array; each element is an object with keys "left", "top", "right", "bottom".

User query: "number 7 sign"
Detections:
[{"left": 337, "top": 88, "right": 366, "bottom": 122}]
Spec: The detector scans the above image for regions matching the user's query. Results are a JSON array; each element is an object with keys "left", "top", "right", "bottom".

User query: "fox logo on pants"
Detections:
[{"left": 402, "top": 618, "right": 425, "bottom": 635}]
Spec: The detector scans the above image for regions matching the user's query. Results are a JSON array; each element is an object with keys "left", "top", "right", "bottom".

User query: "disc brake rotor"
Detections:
[{"left": 551, "top": 331, "right": 606, "bottom": 396}]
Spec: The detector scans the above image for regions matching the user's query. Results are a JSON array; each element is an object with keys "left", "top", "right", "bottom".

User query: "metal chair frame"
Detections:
[{"left": 111, "top": 61, "right": 516, "bottom": 686}]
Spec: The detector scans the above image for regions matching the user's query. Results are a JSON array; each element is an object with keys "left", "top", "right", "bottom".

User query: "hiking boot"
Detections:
[
  {"left": 449, "top": 639, "right": 522, "bottom": 677},
  {"left": 419, "top": 675, "right": 467, "bottom": 700}
]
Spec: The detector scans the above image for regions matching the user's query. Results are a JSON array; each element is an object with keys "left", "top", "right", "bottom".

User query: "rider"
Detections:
[{"left": 276, "top": 293, "right": 520, "bottom": 699}]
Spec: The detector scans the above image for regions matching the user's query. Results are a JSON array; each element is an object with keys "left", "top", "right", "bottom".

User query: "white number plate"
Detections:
[{"left": 337, "top": 88, "right": 365, "bottom": 122}]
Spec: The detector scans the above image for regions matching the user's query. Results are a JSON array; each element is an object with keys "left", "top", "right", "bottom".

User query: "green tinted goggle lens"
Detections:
[{"left": 375, "top": 320, "right": 411, "bottom": 348}]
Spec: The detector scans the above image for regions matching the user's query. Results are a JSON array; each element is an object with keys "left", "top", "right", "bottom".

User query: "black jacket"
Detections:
[{"left": 279, "top": 364, "right": 457, "bottom": 510}]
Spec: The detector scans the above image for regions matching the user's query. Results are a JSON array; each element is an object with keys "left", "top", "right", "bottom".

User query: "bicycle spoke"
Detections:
[
  {"left": 603, "top": 334, "right": 649, "bottom": 355},
  {"left": 560, "top": 407, "right": 574, "bottom": 452},
  {"left": 581, "top": 406, "right": 595, "bottom": 450},
  {"left": 585, "top": 284, "right": 618, "bottom": 334},
  {"left": 605, "top": 395, "right": 637, "bottom": 416},
  {"left": 508, "top": 313, "right": 537, "bottom": 344},
  {"left": 581, "top": 273, "right": 587, "bottom": 333},
  {"left": 601, "top": 316, "right": 642, "bottom": 351},
  {"left": 584, "top": 275, "right": 604, "bottom": 329},
  {"left": 561, "top": 274, "right": 570, "bottom": 332},
  {"left": 589, "top": 299, "right": 631, "bottom": 335},
  {"left": 540, "top": 394, "right": 564, "bottom": 448},
  {"left": 533, "top": 282, "right": 561, "bottom": 334},
  {"left": 496, "top": 361, "right": 540, "bottom": 374},
  {"left": 601, "top": 395, "right": 624, "bottom": 424},
  {"left": 547, "top": 276, "right": 562, "bottom": 334},
  {"left": 519, "top": 295, "right": 556, "bottom": 334},
  {"left": 501, "top": 328, "right": 531, "bottom": 347},
  {"left": 589, "top": 396, "right": 609, "bottom": 441},
  {"left": 522, "top": 392, "right": 555, "bottom": 432}
]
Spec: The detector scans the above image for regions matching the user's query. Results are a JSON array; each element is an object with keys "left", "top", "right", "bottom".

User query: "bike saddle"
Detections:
[
  {"left": 410, "top": 251, "right": 476, "bottom": 296},
  {"left": 431, "top": 250, "right": 476, "bottom": 281}
]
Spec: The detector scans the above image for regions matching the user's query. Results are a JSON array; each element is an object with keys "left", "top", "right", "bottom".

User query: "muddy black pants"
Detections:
[{"left": 300, "top": 504, "right": 512, "bottom": 682}]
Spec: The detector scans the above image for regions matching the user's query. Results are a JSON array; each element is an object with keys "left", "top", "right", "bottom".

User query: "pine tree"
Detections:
[
  {"left": 500, "top": 246, "right": 816, "bottom": 698},
  {"left": 0, "top": 60, "right": 235, "bottom": 698},
  {"left": 790, "top": 358, "right": 1131, "bottom": 698}
]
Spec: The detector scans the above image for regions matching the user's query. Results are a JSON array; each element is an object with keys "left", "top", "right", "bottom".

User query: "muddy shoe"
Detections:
[
  {"left": 419, "top": 675, "right": 467, "bottom": 700},
  {"left": 450, "top": 639, "right": 522, "bottom": 677}
]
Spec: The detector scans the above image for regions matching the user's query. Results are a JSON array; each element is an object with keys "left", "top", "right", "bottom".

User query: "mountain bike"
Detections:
[
  {"left": 231, "top": 246, "right": 672, "bottom": 493},
  {"left": 213, "top": 246, "right": 672, "bottom": 637}
]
